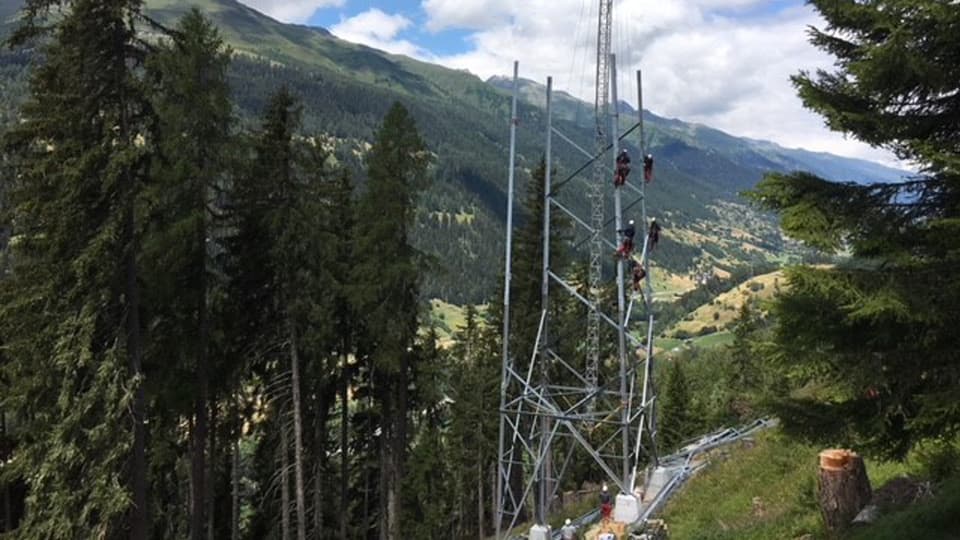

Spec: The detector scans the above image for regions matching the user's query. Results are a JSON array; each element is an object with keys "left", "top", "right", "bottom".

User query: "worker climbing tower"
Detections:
[{"left": 494, "top": 2, "right": 662, "bottom": 539}]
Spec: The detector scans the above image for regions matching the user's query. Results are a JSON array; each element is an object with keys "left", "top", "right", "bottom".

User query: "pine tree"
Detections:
[
  {"left": 746, "top": 0, "right": 960, "bottom": 458},
  {"left": 399, "top": 325, "right": 452, "bottom": 538},
  {"left": 0, "top": 0, "right": 153, "bottom": 536},
  {"left": 659, "top": 360, "right": 694, "bottom": 452},
  {"left": 143, "top": 10, "right": 232, "bottom": 539},
  {"left": 353, "top": 102, "right": 430, "bottom": 539},
  {"left": 238, "top": 87, "right": 314, "bottom": 540},
  {"left": 510, "top": 158, "right": 570, "bottom": 369},
  {"left": 447, "top": 305, "right": 500, "bottom": 537},
  {"left": 325, "top": 169, "right": 357, "bottom": 540}
]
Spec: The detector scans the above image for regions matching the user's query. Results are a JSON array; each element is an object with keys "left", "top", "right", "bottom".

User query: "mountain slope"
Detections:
[
  {"left": 0, "top": 0, "right": 904, "bottom": 303},
  {"left": 488, "top": 76, "right": 908, "bottom": 186}
]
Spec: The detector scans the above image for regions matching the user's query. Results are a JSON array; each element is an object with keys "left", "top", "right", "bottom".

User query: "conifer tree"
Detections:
[
  {"left": 353, "top": 102, "right": 430, "bottom": 539},
  {"left": 324, "top": 169, "right": 357, "bottom": 540},
  {"left": 399, "top": 325, "right": 452, "bottom": 538},
  {"left": 447, "top": 305, "right": 500, "bottom": 537},
  {"left": 659, "top": 360, "right": 695, "bottom": 452},
  {"left": 0, "top": 0, "right": 153, "bottom": 536},
  {"left": 143, "top": 10, "right": 232, "bottom": 539},
  {"left": 229, "top": 87, "right": 336, "bottom": 540},
  {"left": 747, "top": 0, "right": 960, "bottom": 458},
  {"left": 510, "top": 158, "right": 570, "bottom": 368}
]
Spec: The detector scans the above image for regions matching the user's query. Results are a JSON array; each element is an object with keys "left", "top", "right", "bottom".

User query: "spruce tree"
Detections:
[
  {"left": 0, "top": 0, "right": 153, "bottom": 536},
  {"left": 447, "top": 305, "right": 500, "bottom": 537},
  {"left": 510, "top": 158, "right": 570, "bottom": 369},
  {"left": 747, "top": 0, "right": 960, "bottom": 458},
  {"left": 325, "top": 169, "right": 357, "bottom": 540},
  {"left": 143, "top": 10, "right": 232, "bottom": 539},
  {"left": 353, "top": 102, "right": 430, "bottom": 539},
  {"left": 659, "top": 360, "right": 695, "bottom": 452},
  {"left": 228, "top": 87, "right": 336, "bottom": 540}
]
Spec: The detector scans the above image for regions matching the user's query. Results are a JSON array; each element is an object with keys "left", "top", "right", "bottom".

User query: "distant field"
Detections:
[
  {"left": 656, "top": 331, "right": 734, "bottom": 356},
  {"left": 427, "top": 299, "right": 488, "bottom": 346},
  {"left": 668, "top": 270, "right": 785, "bottom": 339}
]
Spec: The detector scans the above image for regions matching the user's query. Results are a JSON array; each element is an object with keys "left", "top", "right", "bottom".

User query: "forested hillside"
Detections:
[
  {"left": 1, "top": 1, "right": 956, "bottom": 539},
  {"left": 0, "top": 0, "right": 906, "bottom": 304}
]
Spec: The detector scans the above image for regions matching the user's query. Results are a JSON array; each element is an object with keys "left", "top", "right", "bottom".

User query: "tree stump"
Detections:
[{"left": 817, "top": 449, "right": 872, "bottom": 533}]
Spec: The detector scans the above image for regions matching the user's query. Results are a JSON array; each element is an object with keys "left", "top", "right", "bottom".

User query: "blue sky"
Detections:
[
  {"left": 307, "top": 0, "right": 473, "bottom": 56},
  {"left": 237, "top": 0, "right": 903, "bottom": 168}
]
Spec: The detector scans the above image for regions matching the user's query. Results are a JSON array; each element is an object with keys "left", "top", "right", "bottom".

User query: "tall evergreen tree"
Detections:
[
  {"left": 143, "top": 10, "right": 232, "bottom": 539},
  {"left": 0, "top": 0, "right": 153, "bottom": 536},
  {"left": 353, "top": 102, "right": 430, "bottom": 539},
  {"left": 324, "top": 169, "right": 357, "bottom": 540},
  {"left": 659, "top": 360, "right": 695, "bottom": 452},
  {"left": 228, "top": 87, "right": 334, "bottom": 540},
  {"left": 511, "top": 158, "right": 570, "bottom": 368},
  {"left": 747, "top": 0, "right": 960, "bottom": 458},
  {"left": 447, "top": 305, "right": 500, "bottom": 538}
]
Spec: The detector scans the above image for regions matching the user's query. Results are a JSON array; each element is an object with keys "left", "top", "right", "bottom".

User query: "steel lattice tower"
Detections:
[
  {"left": 495, "top": 3, "right": 661, "bottom": 538},
  {"left": 586, "top": 0, "right": 613, "bottom": 399}
]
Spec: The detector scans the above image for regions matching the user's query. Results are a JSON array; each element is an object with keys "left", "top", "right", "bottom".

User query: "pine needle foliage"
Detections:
[
  {"left": 746, "top": 0, "right": 960, "bottom": 459},
  {"left": 0, "top": 0, "right": 153, "bottom": 536}
]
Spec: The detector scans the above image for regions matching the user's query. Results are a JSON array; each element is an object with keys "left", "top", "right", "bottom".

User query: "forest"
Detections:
[{"left": 1, "top": 0, "right": 959, "bottom": 539}]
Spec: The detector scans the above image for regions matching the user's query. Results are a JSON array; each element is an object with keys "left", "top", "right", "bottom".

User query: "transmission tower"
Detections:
[{"left": 494, "top": 3, "right": 662, "bottom": 539}]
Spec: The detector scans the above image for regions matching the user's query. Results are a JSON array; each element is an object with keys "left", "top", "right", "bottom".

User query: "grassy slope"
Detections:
[
  {"left": 667, "top": 270, "right": 784, "bottom": 338},
  {"left": 663, "top": 430, "right": 960, "bottom": 540}
]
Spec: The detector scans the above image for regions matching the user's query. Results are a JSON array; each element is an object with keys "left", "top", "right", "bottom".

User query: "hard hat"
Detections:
[
  {"left": 565, "top": 519, "right": 572, "bottom": 526},
  {"left": 629, "top": 219, "right": 634, "bottom": 225},
  {"left": 602, "top": 484, "right": 608, "bottom": 491}
]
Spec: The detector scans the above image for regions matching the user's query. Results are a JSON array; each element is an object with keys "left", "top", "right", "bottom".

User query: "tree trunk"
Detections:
[
  {"left": 378, "top": 390, "right": 390, "bottom": 540},
  {"left": 313, "top": 400, "right": 328, "bottom": 539},
  {"left": 207, "top": 399, "right": 216, "bottom": 540},
  {"left": 477, "top": 446, "right": 485, "bottom": 540},
  {"left": 363, "top": 391, "right": 371, "bottom": 540},
  {"left": 340, "top": 352, "right": 350, "bottom": 540},
  {"left": 192, "top": 182, "right": 211, "bottom": 540},
  {"left": 382, "top": 361, "right": 408, "bottom": 540},
  {"left": 2, "top": 412, "right": 9, "bottom": 533},
  {"left": 231, "top": 395, "right": 240, "bottom": 540},
  {"left": 191, "top": 365, "right": 208, "bottom": 540},
  {"left": 281, "top": 418, "right": 291, "bottom": 540},
  {"left": 127, "top": 203, "right": 148, "bottom": 540},
  {"left": 290, "top": 322, "right": 307, "bottom": 540},
  {"left": 489, "top": 464, "right": 497, "bottom": 537},
  {"left": 817, "top": 449, "right": 871, "bottom": 533},
  {"left": 313, "top": 460, "right": 322, "bottom": 539}
]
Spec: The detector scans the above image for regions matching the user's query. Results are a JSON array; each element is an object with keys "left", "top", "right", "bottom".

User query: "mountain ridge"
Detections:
[
  {"left": 486, "top": 75, "right": 908, "bottom": 185},
  {"left": 0, "top": 0, "right": 902, "bottom": 304}
]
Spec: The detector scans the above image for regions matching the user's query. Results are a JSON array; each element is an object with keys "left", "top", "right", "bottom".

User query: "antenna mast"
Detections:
[{"left": 587, "top": 0, "right": 613, "bottom": 399}]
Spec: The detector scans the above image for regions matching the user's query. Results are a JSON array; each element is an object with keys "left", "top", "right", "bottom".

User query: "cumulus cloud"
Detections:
[
  {"left": 240, "top": 0, "right": 345, "bottom": 23},
  {"left": 422, "top": 0, "right": 515, "bottom": 32},
  {"left": 330, "top": 8, "right": 433, "bottom": 59},
  {"left": 422, "top": 0, "right": 901, "bottom": 166}
]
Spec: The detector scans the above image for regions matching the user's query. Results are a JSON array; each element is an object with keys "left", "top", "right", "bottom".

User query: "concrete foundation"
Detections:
[
  {"left": 642, "top": 466, "right": 673, "bottom": 503},
  {"left": 614, "top": 493, "right": 641, "bottom": 524},
  {"left": 529, "top": 524, "right": 551, "bottom": 540}
]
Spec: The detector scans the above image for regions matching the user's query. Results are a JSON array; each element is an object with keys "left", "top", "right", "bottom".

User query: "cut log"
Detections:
[{"left": 817, "top": 449, "right": 872, "bottom": 533}]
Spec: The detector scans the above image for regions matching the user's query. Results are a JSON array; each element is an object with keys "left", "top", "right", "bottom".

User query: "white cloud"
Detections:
[
  {"left": 422, "top": 0, "right": 903, "bottom": 168},
  {"left": 330, "top": 8, "right": 433, "bottom": 59},
  {"left": 422, "top": 0, "right": 515, "bottom": 32},
  {"left": 240, "top": 0, "right": 345, "bottom": 23}
]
